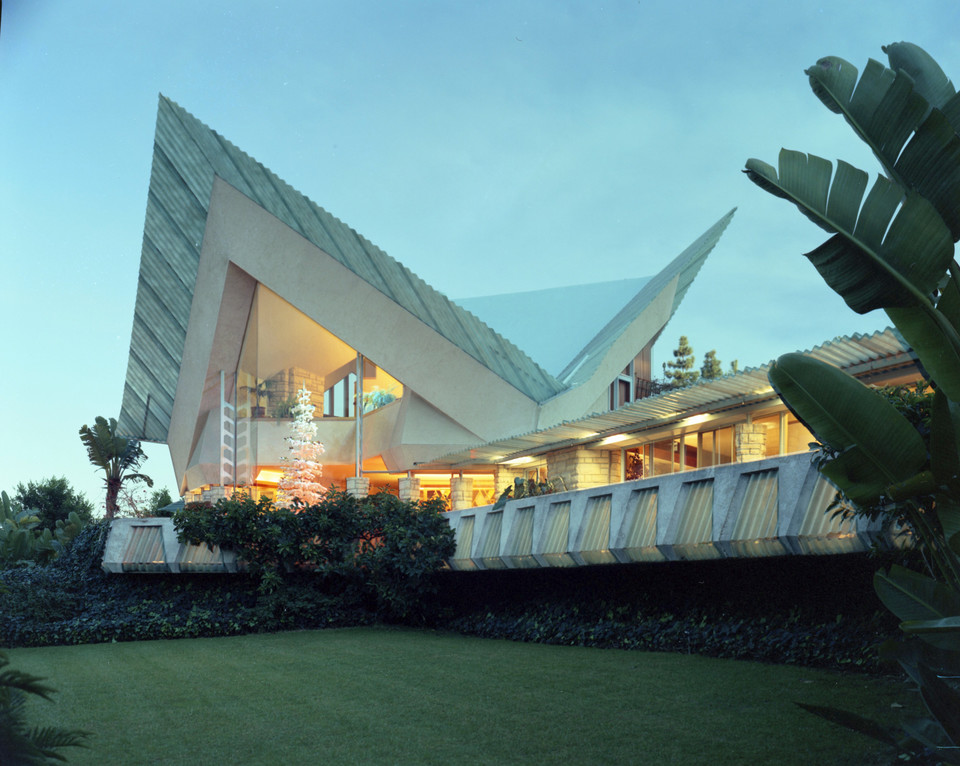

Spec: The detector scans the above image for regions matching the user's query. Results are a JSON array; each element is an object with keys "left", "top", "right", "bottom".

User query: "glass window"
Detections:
[
  {"left": 652, "top": 440, "right": 674, "bottom": 476},
  {"left": 700, "top": 431, "right": 716, "bottom": 467},
  {"left": 754, "top": 414, "right": 782, "bottom": 457},
  {"left": 682, "top": 433, "right": 698, "bottom": 471},
  {"left": 786, "top": 412, "right": 815, "bottom": 454},
  {"left": 625, "top": 447, "right": 644, "bottom": 480},
  {"left": 715, "top": 427, "right": 734, "bottom": 464}
]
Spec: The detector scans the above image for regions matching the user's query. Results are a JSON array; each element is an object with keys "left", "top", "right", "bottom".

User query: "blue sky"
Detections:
[{"left": 2, "top": 1, "right": 958, "bottom": 511}]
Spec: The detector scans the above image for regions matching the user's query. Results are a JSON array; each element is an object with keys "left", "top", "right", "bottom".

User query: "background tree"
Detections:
[
  {"left": 700, "top": 349, "right": 724, "bottom": 379},
  {"left": 662, "top": 335, "right": 700, "bottom": 388},
  {"left": 148, "top": 488, "right": 174, "bottom": 514},
  {"left": 14, "top": 476, "right": 93, "bottom": 531},
  {"left": 78, "top": 416, "right": 153, "bottom": 521}
]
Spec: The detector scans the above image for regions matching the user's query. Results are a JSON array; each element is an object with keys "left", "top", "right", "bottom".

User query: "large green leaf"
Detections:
[
  {"left": 901, "top": 616, "right": 960, "bottom": 645},
  {"left": 886, "top": 305, "right": 960, "bottom": 401},
  {"left": 768, "top": 354, "right": 926, "bottom": 502},
  {"left": 917, "top": 664, "right": 960, "bottom": 750},
  {"left": 884, "top": 42, "right": 956, "bottom": 111},
  {"left": 931, "top": 390, "right": 960, "bottom": 483},
  {"left": 875, "top": 564, "right": 960, "bottom": 625},
  {"left": 807, "top": 52, "right": 960, "bottom": 240},
  {"left": 745, "top": 151, "right": 953, "bottom": 313}
]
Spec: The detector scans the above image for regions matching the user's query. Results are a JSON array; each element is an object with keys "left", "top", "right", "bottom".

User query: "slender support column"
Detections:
[{"left": 355, "top": 353, "right": 364, "bottom": 478}]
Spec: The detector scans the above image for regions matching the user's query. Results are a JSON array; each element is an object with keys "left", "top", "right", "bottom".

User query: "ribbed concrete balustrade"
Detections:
[
  {"left": 101, "top": 454, "right": 892, "bottom": 574},
  {"left": 442, "top": 453, "right": 891, "bottom": 571}
]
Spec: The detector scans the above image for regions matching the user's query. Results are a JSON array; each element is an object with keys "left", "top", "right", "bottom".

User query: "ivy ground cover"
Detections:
[{"left": 12, "top": 627, "right": 918, "bottom": 765}]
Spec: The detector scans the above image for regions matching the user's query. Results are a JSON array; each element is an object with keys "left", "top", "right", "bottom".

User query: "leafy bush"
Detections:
[
  {"left": 0, "top": 491, "right": 88, "bottom": 568},
  {"left": 0, "top": 492, "right": 454, "bottom": 648},
  {"left": 174, "top": 489, "right": 456, "bottom": 621},
  {"left": 442, "top": 602, "right": 890, "bottom": 672}
]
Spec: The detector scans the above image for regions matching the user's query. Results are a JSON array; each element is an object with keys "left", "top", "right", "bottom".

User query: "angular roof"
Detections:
[
  {"left": 119, "top": 97, "right": 735, "bottom": 445},
  {"left": 424, "top": 327, "right": 917, "bottom": 467},
  {"left": 556, "top": 210, "right": 735, "bottom": 388},
  {"left": 119, "top": 96, "right": 566, "bottom": 441},
  {"left": 455, "top": 277, "right": 651, "bottom": 376}
]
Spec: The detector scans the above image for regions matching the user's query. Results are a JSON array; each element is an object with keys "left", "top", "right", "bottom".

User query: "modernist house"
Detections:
[{"left": 110, "top": 96, "right": 920, "bottom": 573}]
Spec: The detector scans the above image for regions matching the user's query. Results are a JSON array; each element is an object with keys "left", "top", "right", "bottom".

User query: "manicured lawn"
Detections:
[{"left": 12, "top": 627, "right": 916, "bottom": 765}]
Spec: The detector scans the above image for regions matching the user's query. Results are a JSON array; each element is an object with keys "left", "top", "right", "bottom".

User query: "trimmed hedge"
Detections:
[{"left": 433, "top": 555, "right": 901, "bottom": 673}]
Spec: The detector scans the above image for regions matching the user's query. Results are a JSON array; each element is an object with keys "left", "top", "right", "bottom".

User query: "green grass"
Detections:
[{"left": 10, "top": 627, "right": 918, "bottom": 765}]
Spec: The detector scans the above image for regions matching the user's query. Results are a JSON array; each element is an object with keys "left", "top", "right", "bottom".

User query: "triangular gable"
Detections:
[
  {"left": 119, "top": 95, "right": 565, "bottom": 441},
  {"left": 558, "top": 210, "right": 736, "bottom": 388},
  {"left": 455, "top": 278, "right": 651, "bottom": 377}
]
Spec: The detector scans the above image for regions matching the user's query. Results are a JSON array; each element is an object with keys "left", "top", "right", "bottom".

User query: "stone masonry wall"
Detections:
[
  {"left": 546, "top": 446, "right": 619, "bottom": 491},
  {"left": 735, "top": 423, "right": 767, "bottom": 462}
]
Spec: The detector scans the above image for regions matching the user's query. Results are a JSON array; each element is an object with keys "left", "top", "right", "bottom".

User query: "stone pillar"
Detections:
[
  {"left": 398, "top": 477, "right": 421, "bottom": 503},
  {"left": 494, "top": 466, "right": 525, "bottom": 496},
  {"left": 735, "top": 423, "right": 767, "bottom": 462},
  {"left": 346, "top": 476, "right": 370, "bottom": 498},
  {"left": 201, "top": 485, "right": 227, "bottom": 503},
  {"left": 450, "top": 476, "right": 474, "bottom": 511},
  {"left": 546, "top": 446, "right": 616, "bottom": 491}
]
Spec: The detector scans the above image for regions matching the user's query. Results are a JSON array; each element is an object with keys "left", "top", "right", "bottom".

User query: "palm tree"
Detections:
[
  {"left": 0, "top": 651, "right": 90, "bottom": 763},
  {"left": 78, "top": 416, "right": 153, "bottom": 521}
]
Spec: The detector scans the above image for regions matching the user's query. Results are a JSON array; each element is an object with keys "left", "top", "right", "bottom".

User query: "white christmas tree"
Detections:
[{"left": 276, "top": 384, "right": 326, "bottom": 507}]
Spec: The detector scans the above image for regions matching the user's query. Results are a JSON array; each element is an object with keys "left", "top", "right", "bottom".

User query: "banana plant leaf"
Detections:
[
  {"left": 806, "top": 54, "right": 960, "bottom": 240},
  {"left": 768, "top": 353, "right": 926, "bottom": 503},
  {"left": 931, "top": 390, "right": 960, "bottom": 484},
  {"left": 886, "top": 306, "right": 960, "bottom": 401},
  {"left": 902, "top": 715, "right": 960, "bottom": 764},
  {"left": 745, "top": 151, "right": 953, "bottom": 313},
  {"left": 880, "top": 636, "right": 960, "bottom": 681},
  {"left": 901, "top": 616, "right": 960, "bottom": 642},
  {"left": 884, "top": 42, "right": 957, "bottom": 112},
  {"left": 875, "top": 565, "right": 960, "bottom": 634},
  {"left": 918, "top": 664, "right": 960, "bottom": 750}
]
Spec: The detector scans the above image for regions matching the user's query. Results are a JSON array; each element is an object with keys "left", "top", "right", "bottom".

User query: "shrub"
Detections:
[
  {"left": 173, "top": 489, "right": 456, "bottom": 621},
  {"left": 14, "top": 476, "right": 94, "bottom": 531}
]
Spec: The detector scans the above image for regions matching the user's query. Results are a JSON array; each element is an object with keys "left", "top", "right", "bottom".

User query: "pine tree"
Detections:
[
  {"left": 277, "top": 385, "right": 326, "bottom": 507},
  {"left": 662, "top": 335, "right": 700, "bottom": 388},
  {"left": 700, "top": 349, "right": 724, "bottom": 379}
]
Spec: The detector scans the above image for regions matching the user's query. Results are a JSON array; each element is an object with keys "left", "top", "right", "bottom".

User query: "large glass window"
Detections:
[
  {"left": 786, "top": 412, "right": 815, "bottom": 454},
  {"left": 235, "top": 285, "right": 406, "bottom": 493},
  {"left": 238, "top": 286, "right": 403, "bottom": 422},
  {"left": 753, "top": 414, "right": 782, "bottom": 458}
]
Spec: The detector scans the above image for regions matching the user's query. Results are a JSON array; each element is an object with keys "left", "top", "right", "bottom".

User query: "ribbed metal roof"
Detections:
[
  {"left": 119, "top": 95, "right": 568, "bottom": 440},
  {"left": 427, "top": 327, "right": 917, "bottom": 466}
]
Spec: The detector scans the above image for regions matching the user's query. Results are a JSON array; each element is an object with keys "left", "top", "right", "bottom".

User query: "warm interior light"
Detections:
[
  {"left": 600, "top": 433, "right": 628, "bottom": 446},
  {"left": 577, "top": 431, "right": 600, "bottom": 440},
  {"left": 683, "top": 413, "right": 710, "bottom": 427},
  {"left": 255, "top": 469, "right": 283, "bottom": 485},
  {"left": 502, "top": 456, "right": 534, "bottom": 465}
]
